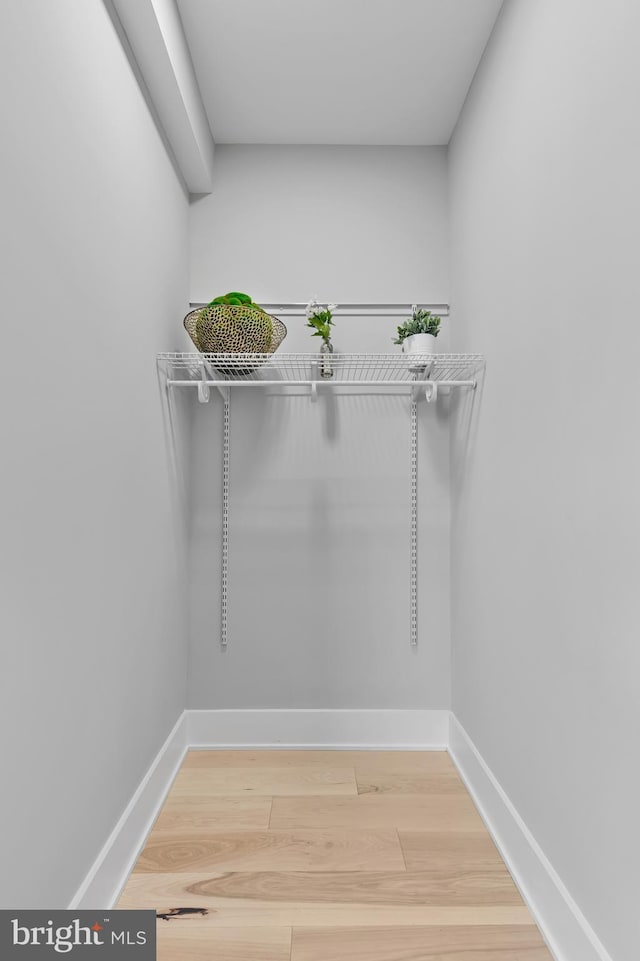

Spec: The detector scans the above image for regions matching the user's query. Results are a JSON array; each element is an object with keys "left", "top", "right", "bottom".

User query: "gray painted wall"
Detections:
[
  {"left": 449, "top": 2, "right": 640, "bottom": 959},
  {"left": 187, "top": 146, "right": 451, "bottom": 708},
  {"left": 0, "top": 0, "right": 190, "bottom": 908},
  {"left": 189, "top": 145, "right": 449, "bottom": 304}
]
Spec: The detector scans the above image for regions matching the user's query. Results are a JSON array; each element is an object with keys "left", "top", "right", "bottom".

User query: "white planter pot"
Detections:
[{"left": 403, "top": 333, "right": 438, "bottom": 355}]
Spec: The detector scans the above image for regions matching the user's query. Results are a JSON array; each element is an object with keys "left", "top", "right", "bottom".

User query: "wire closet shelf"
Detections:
[{"left": 158, "top": 352, "right": 485, "bottom": 402}]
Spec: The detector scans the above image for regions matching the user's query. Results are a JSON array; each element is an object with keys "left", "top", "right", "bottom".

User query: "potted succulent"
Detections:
[
  {"left": 393, "top": 305, "right": 441, "bottom": 355},
  {"left": 306, "top": 299, "right": 337, "bottom": 378}
]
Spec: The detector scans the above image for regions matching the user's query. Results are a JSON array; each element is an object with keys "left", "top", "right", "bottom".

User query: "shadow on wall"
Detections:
[
  {"left": 156, "top": 364, "right": 192, "bottom": 603},
  {"left": 418, "top": 391, "right": 452, "bottom": 490},
  {"left": 450, "top": 369, "right": 486, "bottom": 509},
  {"left": 319, "top": 385, "right": 339, "bottom": 444}
]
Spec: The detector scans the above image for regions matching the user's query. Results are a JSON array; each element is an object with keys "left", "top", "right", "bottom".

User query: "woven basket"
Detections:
[{"left": 184, "top": 304, "right": 287, "bottom": 373}]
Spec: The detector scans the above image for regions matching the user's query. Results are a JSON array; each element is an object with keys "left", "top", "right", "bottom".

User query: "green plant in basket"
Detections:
[
  {"left": 195, "top": 291, "right": 273, "bottom": 352},
  {"left": 207, "top": 291, "right": 266, "bottom": 311}
]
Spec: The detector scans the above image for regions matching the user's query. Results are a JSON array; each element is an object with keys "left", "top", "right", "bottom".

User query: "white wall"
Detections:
[
  {"left": 0, "top": 0, "right": 189, "bottom": 907},
  {"left": 187, "top": 146, "right": 452, "bottom": 709},
  {"left": 449, "top": 2, "right": 640, "bottom": 959},
  {"left": 190, "top": 145, "right": 449, "bottom": 303}
]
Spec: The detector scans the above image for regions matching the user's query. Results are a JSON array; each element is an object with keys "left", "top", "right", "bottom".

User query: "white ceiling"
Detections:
[{"left": 176, "top": 0, "right": 504, "bottom": 145}]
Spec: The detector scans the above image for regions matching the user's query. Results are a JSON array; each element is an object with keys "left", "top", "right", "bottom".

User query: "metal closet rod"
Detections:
[{"left": 189, "top": 302, "right": 450, "bottom": 316}]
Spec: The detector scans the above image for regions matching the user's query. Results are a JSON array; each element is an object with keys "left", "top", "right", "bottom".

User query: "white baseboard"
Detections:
[
  {"left": 449, "top": 715, "right": 612, "bottom": 961},
  {"left": 68, "top": 711, "right": 187, "bottom": 910},
  {"left": 186, "top": 708, "right": 450, "bottom": 749}
]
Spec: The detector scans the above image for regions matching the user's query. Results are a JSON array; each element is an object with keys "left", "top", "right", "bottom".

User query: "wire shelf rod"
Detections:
[
  {"left": 188, "top": 302, "right": 450, "bottom": 317},
  {"left": 167, "top": 378, "right": 477, "bottom": 389}
]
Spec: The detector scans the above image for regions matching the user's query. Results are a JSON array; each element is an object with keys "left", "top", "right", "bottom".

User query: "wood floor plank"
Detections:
[
  {"left": 398, "top": 832, "right": 507, "bottom": 874},
  {"left": 356, "top": 769, "right": 465, "bottom": 795},
  {"left": 182, "top": 750, "right": 454, "bottom": 771},
  {"left": 160, "top": 869, "right": 522, "bottom": 906},
  {"left": 269, "top": 793, "right": 487, "bottom": 832},
  {"left": 134, "top": 829, "right": 406, "bottom": 873},
  {"left": 157, "top": 924, "right": 291, "bottom": 961},
  {"left": 152, "top": 796, "right": 273, "bottom": 834},
  {"left": 169, "top": 766, "right": 357, "bottom": 797},
  {"left": 119, "top": 865, "right": 524, "bottom": 925},
  {"left": 118, "top": 874, "right": 533, "bottom": 926},
  {"left": 291, "top": 924, "right": 553, "bottom": 960}
]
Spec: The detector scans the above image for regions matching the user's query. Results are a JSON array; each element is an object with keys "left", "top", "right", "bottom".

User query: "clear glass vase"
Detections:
[{"left": 320, "top": 339, "right": 334, "bottom": 378}]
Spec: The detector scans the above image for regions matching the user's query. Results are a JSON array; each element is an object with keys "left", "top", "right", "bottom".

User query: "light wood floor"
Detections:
[{"left": 118, "top": 750, "right": 553, "bottom": 960}]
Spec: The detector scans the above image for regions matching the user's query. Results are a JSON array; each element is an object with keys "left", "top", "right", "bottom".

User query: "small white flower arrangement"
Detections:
[{"left": 305, "top": 299, "right": 338, "bottom": 345}]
